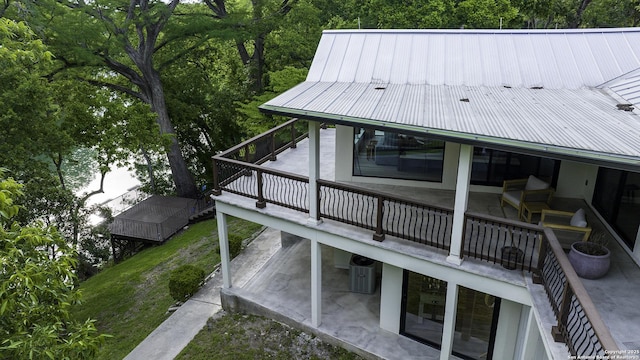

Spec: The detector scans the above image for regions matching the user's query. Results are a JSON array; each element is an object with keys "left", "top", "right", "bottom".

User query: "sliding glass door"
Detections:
[{"left": 400, "top": 271, "right": 501, "bottom": 359}]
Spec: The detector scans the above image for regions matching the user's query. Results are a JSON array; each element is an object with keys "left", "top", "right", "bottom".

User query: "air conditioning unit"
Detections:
[{"left": 349, "top": 255, "right": 376, "bottom": 294}]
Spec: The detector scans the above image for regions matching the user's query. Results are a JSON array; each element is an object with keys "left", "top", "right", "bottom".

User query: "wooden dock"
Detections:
[{"left": 108, "top": 195, "right": 198, "bottom": 243}]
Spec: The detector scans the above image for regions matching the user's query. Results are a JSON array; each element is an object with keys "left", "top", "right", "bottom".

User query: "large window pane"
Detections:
[
  {"left": 471, "top": 148, "right": 559, "bottom": 187},
  {"left": 353, "top": 128, "right": 444, "bottom": 182},
  {"left": 593, "top": 168, "right": 640, "bottom": 250}
]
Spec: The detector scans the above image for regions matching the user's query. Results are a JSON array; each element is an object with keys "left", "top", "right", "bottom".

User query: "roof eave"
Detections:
[{"left": 259, "top": 104, "right": 640, "bottom": 172}]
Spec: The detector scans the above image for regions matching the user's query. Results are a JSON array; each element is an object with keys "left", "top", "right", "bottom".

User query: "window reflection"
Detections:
[
  {"left": 353, "top": 128, "right": 445, "bottom": 182},
  {"left": 471, "top": 148, "right": 559, "bottom": 186}
]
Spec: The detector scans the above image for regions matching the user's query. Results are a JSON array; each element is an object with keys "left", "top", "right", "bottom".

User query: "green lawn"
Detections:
[{"left": 71, "top": 217, "right": 263, "bottom": 360}]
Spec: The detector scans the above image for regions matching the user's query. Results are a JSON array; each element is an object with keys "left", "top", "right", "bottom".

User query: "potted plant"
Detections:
[{"left": 567, "top": 231, "right": 610, "bottom": 279}]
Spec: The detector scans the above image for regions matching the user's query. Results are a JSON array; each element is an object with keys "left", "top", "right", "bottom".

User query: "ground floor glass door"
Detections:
[{"left": 400, "top": 271, "right": 501, "bottom": 360}]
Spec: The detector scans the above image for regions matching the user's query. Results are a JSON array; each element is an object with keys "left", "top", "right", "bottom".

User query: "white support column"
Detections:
[
  {"left": 447, "top": 144, "right": 473, "bottom": 265},
  {"left": 216, "top": 211, "right": 232, "bottom": 289},
  {"left": 492, "top": 298, "right": 521, "bottom": 359},
  {"left": 311, "top": 238, "right": 322, "bottom": 327},
  {"left": 379, "top": 263, "right": 403, "bottom": 333},
  {"left": 519, "top": 307, "right": 544, "bottom": 360},
  {"left": 440, "top": 281, "right": 459, "bottom": 360},
  {"left": 308, "top": 121, "right": 322, "bottom": 225}
]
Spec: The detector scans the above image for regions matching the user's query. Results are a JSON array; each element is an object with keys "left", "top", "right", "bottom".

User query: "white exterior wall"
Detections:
[
  {"left": 334, "top": 125, "right": 354, "bottom": 181},
  {"left": 555, "top": 160, "right": 598, "bottom": 200},
  {"left": 379, "top": 263, "right": 402, "bottom": 333},
  {"left": 493, "top": 299, "right": 523, "bottom": 359}
]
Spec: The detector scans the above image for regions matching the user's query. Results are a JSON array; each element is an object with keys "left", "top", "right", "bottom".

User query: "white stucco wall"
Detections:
[{"left": 555, "top": 160, "right": 598, "bottom": 200}]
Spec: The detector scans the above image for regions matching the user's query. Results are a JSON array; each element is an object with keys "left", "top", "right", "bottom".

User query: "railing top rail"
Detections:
[
  {"left": 213, "top": 157, "right": 310, "bottom": 183},
  {"left": 215, "top": 118, "right": 300, "bottom": 159},
  {"left": 465, "top": 211, "right": 544, "bottom": 232},
  {"left": 317, "top": 179, "right": 453, "bottom": 213},
  {"left": 543, "top": 227, "right": 619, "bottom": 351}
]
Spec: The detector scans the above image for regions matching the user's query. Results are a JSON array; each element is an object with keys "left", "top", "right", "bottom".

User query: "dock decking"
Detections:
[{"left": 108, "top": 195, "right": 197, "bottom": 243}]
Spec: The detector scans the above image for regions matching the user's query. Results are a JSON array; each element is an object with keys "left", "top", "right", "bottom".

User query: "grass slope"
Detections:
[{"left": 71, "top": 218, "right": 263, "bottom": 360}]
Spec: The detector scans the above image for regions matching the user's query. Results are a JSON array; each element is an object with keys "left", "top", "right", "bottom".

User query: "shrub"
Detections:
[
  {"left": 228, "top": 234, "right": 244, "bottom": 259},
  {"left": 168, "top": 265, "right": 206, "bottom": 301}
]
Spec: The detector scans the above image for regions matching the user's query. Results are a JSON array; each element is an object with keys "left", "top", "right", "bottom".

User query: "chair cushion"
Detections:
[
  {"left": 503, "top": 191, "right": 522, "bottom": 206},
  {"left": 525, "top": 175, "right": 550, "bottom": 191},
  {"left": 570, "top": 208, "right": 587, "bottom": 227}
]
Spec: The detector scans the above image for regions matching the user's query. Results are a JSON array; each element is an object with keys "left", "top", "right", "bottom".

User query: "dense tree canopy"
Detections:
[{"left": 0, "top": 170, "right": 106, "bottom": 358}]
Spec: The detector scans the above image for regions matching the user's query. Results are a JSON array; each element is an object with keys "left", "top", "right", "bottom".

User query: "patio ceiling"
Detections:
[{"left": 260, "top": 29, "right": 640, "bottom": 172}]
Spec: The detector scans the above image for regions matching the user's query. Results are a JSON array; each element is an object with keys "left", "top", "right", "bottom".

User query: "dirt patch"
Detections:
[{"left": 177, "top": 311, "right": 364, "bottom": 360}]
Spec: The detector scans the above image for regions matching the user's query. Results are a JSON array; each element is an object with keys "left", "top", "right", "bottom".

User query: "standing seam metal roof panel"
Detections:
[
  {"left": 336, "top": 34, "right": 365, "bottom": 83},
  {"left": 603, "top": 32, "right": 639, "bottom": 74},
  {"left": 306, "top": 34, "right": 334, "bottom": 82},
  {"left": 354, "top": 34, "right": 381, "bottom": 83},
  {"left": 321, "top": 35, "right": 350, "bottom": 83},
  {"left": 495, "top": 36, "right": 521, "bottom": 87},
  {"left": 548, "top": 34, "right": 583, "bottom": 89},
  {"left": 390, "top": 35, "right": 412, "bottom": 84},
  {"left": 532, "top": 36, "right": 562, "bottom": 89},
  {"left": 513, "top": 35, "right": 543, "bottom": 88},
  {"left": 409, "top": 36, "right": 430, "bottom": 85},
  {"left": 261, "top": 29, "right": 640, "bottom": 166},
  {"left": 372, "top": 35, "right": 396, "bottom": 83},
  {"left": 569, "top": 34, "right": 606, "bottom": 85}
]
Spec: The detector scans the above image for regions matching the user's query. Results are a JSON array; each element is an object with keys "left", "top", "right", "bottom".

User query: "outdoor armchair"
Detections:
[
  {"left": 541, "top": 208, "right": 592, "bottom": 250},
  {"left": 501, "top": 175, "right": 554, "bottom": 221}
]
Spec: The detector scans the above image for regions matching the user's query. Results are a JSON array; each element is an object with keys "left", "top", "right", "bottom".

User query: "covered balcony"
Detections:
[{"left": 211, "top": 120, "right": 640, "bottom": 359}]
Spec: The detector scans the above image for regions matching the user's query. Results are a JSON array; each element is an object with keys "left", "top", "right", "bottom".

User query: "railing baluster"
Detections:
[
  {"left": 256, "top": 170, "right": 266, "bottom": 208},
  {"left": 373, "top": 196, "right": 385, "bottom": 241}
]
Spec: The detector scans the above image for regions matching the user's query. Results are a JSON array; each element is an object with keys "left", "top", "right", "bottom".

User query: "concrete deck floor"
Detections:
[
  {"left": 226, "top": 238, "right": 449, "bottom": 360},
  {"left": 220, "top": 127, "right": 640, "bottom": 355}
]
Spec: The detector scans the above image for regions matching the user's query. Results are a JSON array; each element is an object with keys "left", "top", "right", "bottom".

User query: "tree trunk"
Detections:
[
  {"left": 147, "top": 71, "right": 199, "bottom": 198},
  {"left": 568, "top": 0, "right": 593, "bottom": 28}
]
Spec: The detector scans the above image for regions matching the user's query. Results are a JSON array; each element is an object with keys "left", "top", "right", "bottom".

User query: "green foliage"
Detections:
[
  {"left": 456, "top": 0, "right": 520, "bottom": 28},
  {"left": 229, "top": 233, "right": 244, "bottom": 259},
  {"left": 71, "top": 218, "right": 262, "bottom": 359},
  {"left": 0, "top": 171, "right": 107, "bottom": 359},
  {"left": 168, "top": 265, "right": 206, "bottom": 301},
  {"left": 237, "top": 66, "right": 308, "bottom": 137}
]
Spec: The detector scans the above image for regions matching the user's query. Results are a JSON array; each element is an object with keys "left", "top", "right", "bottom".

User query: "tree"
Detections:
[
  {"left": 39, "top": 0, "right": 199, "bottom": 198},
  {"left": 203, "top": 0, "right": 295, "bottom": 93},
  {"left": 0, "top": 171, "right": 106, "bottom": 359}
]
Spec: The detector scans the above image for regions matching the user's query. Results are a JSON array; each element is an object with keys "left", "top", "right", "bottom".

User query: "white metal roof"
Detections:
[
  {"left": 261, "top": 29, "right": 640, "bottom": 168},
  {"left": 308, "top": 28, "right": 640, "bottom": 89}
]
